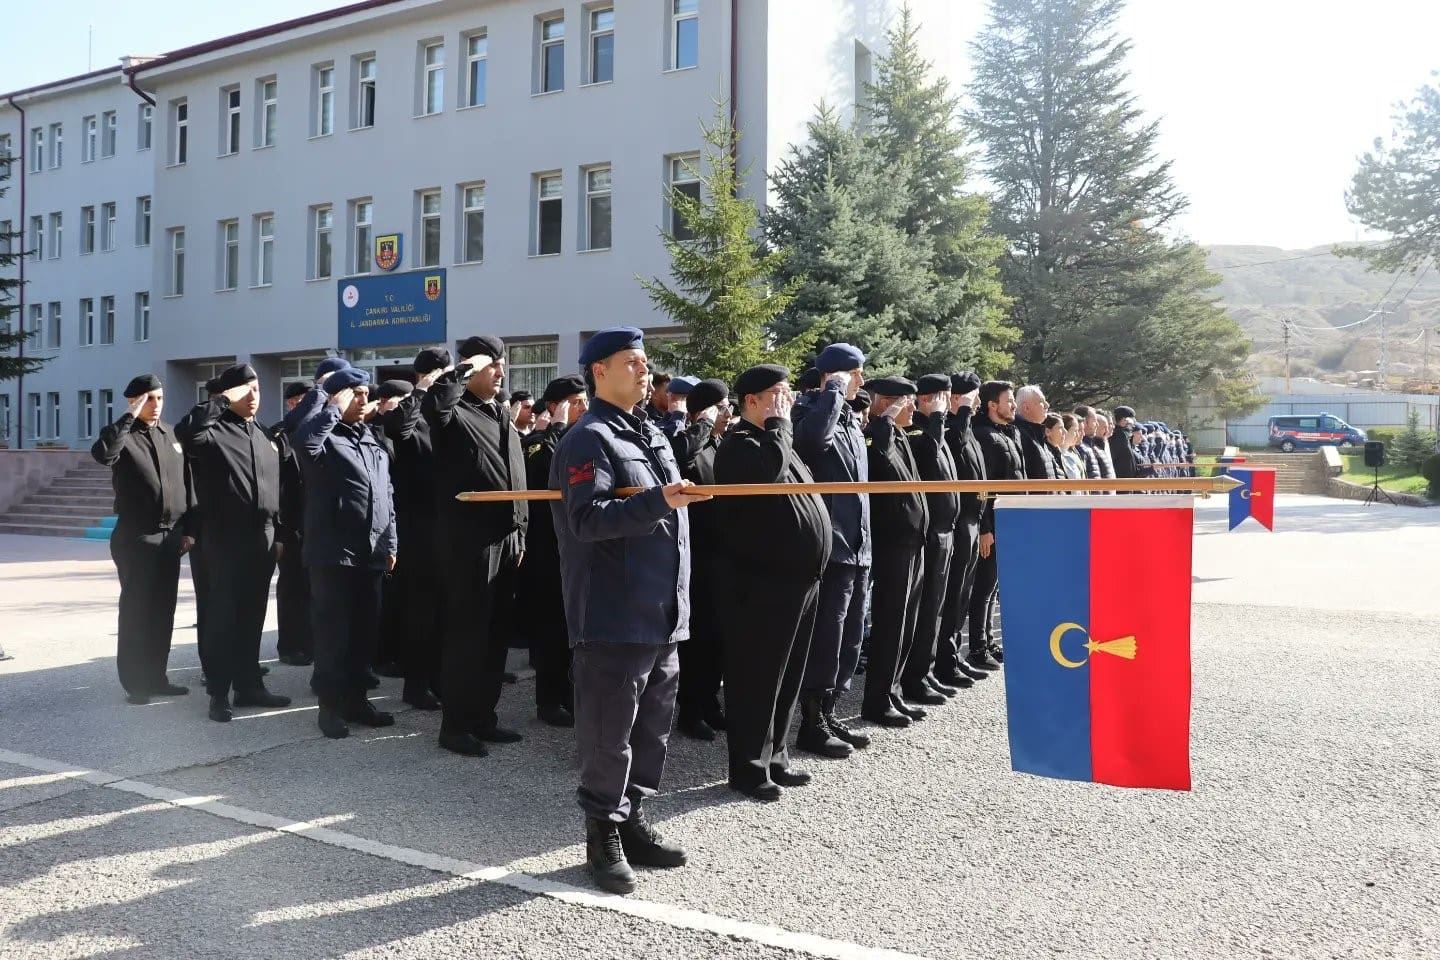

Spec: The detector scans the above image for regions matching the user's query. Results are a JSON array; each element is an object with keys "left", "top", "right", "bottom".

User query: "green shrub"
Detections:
[
  {"left": 1423, "top": 453, "right": 1440, "bottom": 497},
  {"left": 1390, "top": 410, "right": 1438, "bottom": 472},
  {"left": 1366, "top": 428, "right": 1400, "bottom": 450}
]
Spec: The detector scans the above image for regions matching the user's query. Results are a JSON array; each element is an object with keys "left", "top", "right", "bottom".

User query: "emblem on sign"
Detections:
[
  {"left": 375, "top": 234, "right": 402, "bottom": 272},
  {"left": 425, "top": 275, "right": 442, "bottom": 301},
  {"left": 341, "top": 284, "right": 360, "bottom": 309}
]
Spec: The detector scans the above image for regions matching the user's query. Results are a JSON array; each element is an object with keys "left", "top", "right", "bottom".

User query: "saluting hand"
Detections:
[
  {"left": 125, "top": 394, "right": 148, "bottom": 419},
  {"left": 221, "top": 383, "right": 251, "bottom": 404},
  {"left": 416, "top": 365, "right": 450, "bottom": 391},
  {"left": 329, "top": 387, "right": 355, "bottom": 410},
  {"left": 663, "top": 479, "right": 712, "bottom": 509}
]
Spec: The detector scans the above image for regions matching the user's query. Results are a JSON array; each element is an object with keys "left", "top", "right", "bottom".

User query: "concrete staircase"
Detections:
[
  {"left": 0, "top": 460, "right": 117, "bottom": 539},
  {"left": 1227, "top": 451, "right": 1328, "bottom": 495}
]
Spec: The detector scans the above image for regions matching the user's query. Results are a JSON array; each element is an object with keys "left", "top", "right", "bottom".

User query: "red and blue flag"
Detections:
[
  {"left": 1224, "top": 466, "right": 1275, "bottom": 531},
  {"left": 994, "top": 497, "right": 1193, "bottom": 791}
]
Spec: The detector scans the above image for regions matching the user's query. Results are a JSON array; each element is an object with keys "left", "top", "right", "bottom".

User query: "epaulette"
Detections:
[
  {"left": 906, "top": 429, "right": 923, "bottom": 437},
  {"left": 865, "top": 438, "right": 873, "bottom": 446},
  {"left": 527, "top": 442, "right": 544, "bottom": 457}
]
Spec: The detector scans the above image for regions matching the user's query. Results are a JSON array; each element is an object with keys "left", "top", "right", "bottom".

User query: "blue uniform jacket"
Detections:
[
  {"left": 550, "top": 397, "right": 690, "bottom": 648},
  {"left": 292, "top": 390, "right": 398, "bottom": 569},
  {"left": 792, "top": 380, "right": 871, "bottom": 568}
]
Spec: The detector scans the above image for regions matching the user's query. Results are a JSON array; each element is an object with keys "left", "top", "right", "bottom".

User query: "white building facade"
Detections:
[{"left": 2, "top": 0, "right": 957, "bottom": 448}]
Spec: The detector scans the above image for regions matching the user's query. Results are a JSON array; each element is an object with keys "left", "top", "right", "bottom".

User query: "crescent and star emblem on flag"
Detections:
[{"left": 1049, "top": 622, "right": 1138, "bottom": 669}]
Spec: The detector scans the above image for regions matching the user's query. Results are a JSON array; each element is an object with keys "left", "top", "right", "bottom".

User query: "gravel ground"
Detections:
[{"left": 1, "top": 495, "right": 1437, "bottom": 959}]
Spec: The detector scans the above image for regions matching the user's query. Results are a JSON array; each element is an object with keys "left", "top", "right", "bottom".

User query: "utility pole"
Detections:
[
  {"left": 1283, "top": 317, "right": 1292, "bottom": 395},
  {"left": 1379, "top": 308, "right": 1390, "bottom": 388}
]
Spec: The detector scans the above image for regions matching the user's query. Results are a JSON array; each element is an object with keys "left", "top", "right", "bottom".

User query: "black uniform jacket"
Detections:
[
  {"left": 1016, "top": 418, "right": 1063, "bottom": 483},
  {"left": 972, "top": 414, "right": 1025, "bottom": 535},
  {"left": 864, "top": 414, "right": 929, "bottom": 549},
  {"left": 91, "top": 414, "right": 191, "bottom": 535},
  {"left": 906, "top": 411, "right": 960, "bottom": 538},
  {"left": 793, "top": 381, "right": 871, "bottom": 568},
  {"left": 269, "top": 420, "right": 305, "bottom": 547},
  {"left": 422, "top": 373, "right": 527, "bottom": 549},
  {"left": 379, "top": 388, "right": 438, "bottom": 521},
  {"left": 713, "top": 416, "right": 832, "bottom": 582},
  {"left": 521, "top": 421, "right": 569, "bottom": 578},
  {"left": 176, "top": 397, "right": 280, "bottom": 536},
  {"left": 944, "top": 406, "right": 988, "bottom": 526}
]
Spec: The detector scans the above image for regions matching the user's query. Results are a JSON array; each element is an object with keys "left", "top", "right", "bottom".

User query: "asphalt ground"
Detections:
[{"left": 1, "top": 494, "right": 1437, "bottom": 959}]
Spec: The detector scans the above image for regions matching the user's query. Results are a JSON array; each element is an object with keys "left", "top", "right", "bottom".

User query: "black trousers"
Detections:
[
  {"left": 862, "top": 543, "right": 924, "bottom": 714},
  {"left": 902, "top": 530, "right": 954, "bottom": 687},
  {"left": 309, "top": 564, "right": 384, "bottom": 704},
  {"left": 968, "top": 550, "right": 1000, "bottom": 657},
  {"left": 573, "top": 641, "right": 679, "bottom": 823},
  {"left": 275, "top": 538, "right": 312, "bottom": 659},
  {"left": 439, "top": 530, "right": 520, "bottom": 735},
  {"left": 677, "top": 557, "right": 724, "bottom": 720},
  {"left": 936, "top": 520, "right": 980, "bottom": 673},
  {"left": 202, "top": 525, "right": 277, "bottom": 698},
  {"left": 524, "top": 566, "right": 573, "bottom": 710},
  {"left": 189, "top": 541, "right": 210, "bottom": 669},
  {"left": 110, "top": 526, "right": 183, "bottom": 696},
  {"left": 388, "top": 510, "right": 443, "bottom": 695},
  {"left": 802, "top": 561, "right": 869, "bottom": 696}
]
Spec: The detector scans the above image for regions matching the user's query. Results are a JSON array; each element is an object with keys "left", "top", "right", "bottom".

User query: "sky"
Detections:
[{"left": 3, "top": 0, "right": 1438, "bottom": 251}]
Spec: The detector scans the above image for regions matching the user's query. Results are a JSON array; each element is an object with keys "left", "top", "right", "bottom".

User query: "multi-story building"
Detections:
[{"left": 2, "top": 0, "right": 954, "bottom": 448}]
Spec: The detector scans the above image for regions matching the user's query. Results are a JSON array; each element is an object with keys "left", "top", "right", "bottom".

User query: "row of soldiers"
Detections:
[{"left": 90, "top": 328, "right": 1163, "bottom": 896}]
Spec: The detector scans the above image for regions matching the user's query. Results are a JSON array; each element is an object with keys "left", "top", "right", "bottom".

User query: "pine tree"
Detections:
[
  {"left": 639, "top": 101, "right": 813, "bottom": 384},
  {"left": 967, "top": 0, "right": 1259, "bottom": 412},
  {"left": 1390, "top": 408, "right": 1437, "bottom": 473},
  {"left": 0, "top": 153, "right": 45, "bottom": 385}
]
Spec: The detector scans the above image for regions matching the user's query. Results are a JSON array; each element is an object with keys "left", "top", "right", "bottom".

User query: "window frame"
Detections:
[
  {"left": 102, "top": 111, "right": 117, "bottom": 157},
  {"left": 101, "top": 202, "right": 117, "bottom": 252},
  {"left": 169, "top": 228, "right": 186, "bottom": 297},
  {"left": 505, "top": 341, "right": 561, "bottom": 398},
  {"left": 82, "top": 115, "right": 98, "bottom": 163},
  {"left": 47, "top": 212, "right": 62, "bottom": 260},
  {"left": 259, "top": 77, "right": 279, "bottom": 147},
  {"left": 49, "top": 123, "right": 63, "bottom": 168},
  {"left": 46, "top": 392, "right": 61, "bottom": 441},
  {"left": 584, "top": 164, "right": 613, "bottom": 251},
  {"left": 419, "top": 189, "right": 442, "bottom": 267},
  {"left": 535, "top": 172, "right": 564, "bottom": 256},
  {"left": 460, "top": 182, "right": 486, "bottom": 264},
  {"left": 671, "top": 0, "right": 700, "bottom": 71},
  {"left": 79, "top": 297, "right": 95, "bottom": 347},
  {"left": 587, "top": 6, "right": 615, "bottom": 86},
  {"left": 78, "top": 390, "right": 95, "bottom": 440},
  {"left": 172, "top": 99, "right": 189, "bottom": 165},
  {"left": 100, "top": 296, "right": 115, "bottom": 345},
  {"left": 220, "top": 219, "right": 240, "bottom": 291},
  {"left": 351, "top": 199, "right": 374, "bottom": 275},
  {"left": 668, "top": 153, "right": 701, "bottom": 241},
  {"left": 136, "top": 196, "right": 152, "bottom": 247},
  {"left": 80, "top": 206, "right": 96, "bottom": 255},
  {"left": 138, "top": 103, "right": 153, "bottom": 150},
  {"left": 421, "top": 41, "right": 445, "bottom": 116},
  {"left": 539, "top": 15, "right": 566, "bottom": 94},
  {"left": 222, "top": 86, "right": 242, "bottom": 156},
  {"left": 255, "top": 214, "right": 275, "bottom": 287},
  {"left": 311, "top": 204, "right": 334, "bottom": 280},
  {"left": 134, "top": 292, "right": 151, "bottom": 342},
  {"left": 356, "top": 56, "right": 378, "bottom": 130},
  {"left": 29, "top": 128, "right": 43, "bottom": 173},
  {"left": 46, "top": 302, "right": 62, "bottom": 350},
  {"left": 315, "top": 64, "right": 336, "bottom": 136},
  {"left": 464, "top": 31, "right": 489, "bottom": 107}
]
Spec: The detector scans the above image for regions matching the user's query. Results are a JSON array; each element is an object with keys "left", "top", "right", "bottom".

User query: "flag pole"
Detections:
[{"left": 455, "top": 476, "right": 1244, "bottom": 503}]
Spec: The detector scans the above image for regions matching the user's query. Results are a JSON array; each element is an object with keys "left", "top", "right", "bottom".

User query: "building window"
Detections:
[
  {"left": 100, "top": 296, "right": 116, "bottom": 345},
  {"left": 30, "top": 128, "right": 43, "bottom": 172},
  {"left": 82, "top": 116, "right": 98, "bottom": 162},
  {"left": 311, "top": 205, "right": 334, "bottom": 279},
  {"left": 28, "top": 304, "right": 43, "bottom": 340},
  {"left": 507, "top": 341, "right": 560, "bottom": 398},
  {"left": 588, "top": 7, "right": 615, "bottom": 84},
  {"left": 259, "top": 78, "right": 278, "bottom": 147},
  {"left": 422, "top": 42, "right": 445, "bottom": 115},
  {"left": 419, "top": 190, "right": 441, "bottom": 266},
  {"left": 80, "top": 298, "right": 95, "bottom": 346},
  {"left": 170, "top": 228, "right": 186, "bottom": 296},
  {"left": 81, "top": 206, "right": 96, "bottom": 255},
  {"left": 27, "top": 394, "right": 41, "bottom": 441},
  {"left": 0, "top": 134, "right": 9, "bottom": 160},
  {"left": 102, "top": 111, "right": 118, "bottom": 157},
  {"left": 47, "top": 212, "right": 62, "bottom": 259},
  {"left": 49, "top": 124, "right": 63, "bottom": 168},
  {"left": 585, "top": 166, "right": 612, "bottom": 251},
  {"left": 138, "top": 104, "right": 153, "bottom": 150},
  {"left": 539, "top": 16, "right": 565, "bottom": 94},
  {"left": 79, "top": 391, "right": 95, "bottom": 440},
  {"left": 47, "top": 393, "right": 61, "bottom": 440},
  {"left": 222, "top": 87, "right": 242, "bottom": 155},
  {"left": 220, "top": 220, "right": 240, "bottom": 290},
  {"left": 134, "top": 292, "right": 150, "bottom": 342},
  {"left": 99, "top": 389, "right": 114, "bottom": 427},
  {"left": 29, "top": 216, "right": 43, "bottom": 261},
  {"left": 172, "top": 100, "right": 188, "bottom": 164},
  {"left": 0, "top": 219, "right": 10, "bottom": 258},
  {"left": 536, "top": 173, "right": 563, "bottom": 255},
  {"left": 136, "top": 196, "right": 152, "bottom": 246},
  {"left": 465, "top": 32, "right": 488, "bottom": 106},
  {"left": 0, "top": 395, "right": 10, "bottom": 445},
  {"left": 669, "top": 154, "right": 700, "bottom": 240},
  {"left": 351, "top": 200, "right": 373, "bottom": 274},
  {"left": 102, "top": 202, "right": 117, "bottom": 251},
  {"left": 315, "top": 64, "right": 335, "bottom": 136},
  {"left": 255, "top": 215, "right": 275, "bottom": 286},
  {"left": 46, "top": 303, "right": 62, "bottom": 349},
  {"left": 672, "top": 0, "right": 699, "bottom": 70},
  {"left": 461, "top": 183, "right": 485, "bottom": 263},
  {"left": 278, "top": 355, "right": 331, "bottom": 405},
  {"left": 356, "top": 57, "right": 377, "bottom": 129}
]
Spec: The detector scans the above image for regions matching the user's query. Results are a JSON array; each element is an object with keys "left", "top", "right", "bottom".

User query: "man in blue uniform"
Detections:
[{"left": 551, "top": 326, "right": 707, "bottom": 896}]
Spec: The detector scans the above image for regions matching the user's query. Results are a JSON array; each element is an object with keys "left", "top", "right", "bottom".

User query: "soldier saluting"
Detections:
[{"left": 91, "top": 374, "right": 194, "bottom": 704}]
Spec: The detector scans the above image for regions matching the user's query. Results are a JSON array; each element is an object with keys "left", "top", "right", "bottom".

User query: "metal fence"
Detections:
[{"left": 1186, "top": 396, "right": 1440, "bottom": 450}]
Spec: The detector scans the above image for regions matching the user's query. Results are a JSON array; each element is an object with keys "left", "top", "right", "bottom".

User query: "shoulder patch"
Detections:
[
  {"left": 527, "top": 442, "right": 543, "bottom": 457},
  {"left": 865, "top": 438, "right": 873, "bottom": 447},
  {"left": 568, "top": 461, "right": 596, "bottom": 486},
  {"left": 906, "top": 429, "right": 923, "bottom": 437}
]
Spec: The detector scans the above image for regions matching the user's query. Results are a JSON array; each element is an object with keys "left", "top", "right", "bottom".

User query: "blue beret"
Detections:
[
  {"left": 323, "top": 367, "right": 370, "bottom": 395},
  {"left": 916, "top": 374, "right": 951, "bottom": 395},
  {"left": 668, "top": 375, "right": 699, "bottom": 395},
  {"left": 734, "top": 364, "right": 790, "bottom": 400},
  {"left": 580, "top": 326, "right": 645, "bottom": 367},
  {"left": 315, "top": 357, "right": 350, "bottom": 380},
  {"left": 866, "top": 376, "right": 916, "bottom": 397},
  {"left": 816, "top": 343, "right": 865, "bottom": 374}
]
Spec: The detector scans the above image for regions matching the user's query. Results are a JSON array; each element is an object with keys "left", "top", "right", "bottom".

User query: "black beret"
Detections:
[
  {"left": 215, "top": 363, "right": 258, "bottom": 392},
  {"left": 581, "top": 326, "right": 645, "bottom": 367},
  {"left": 687, "top": 378, "right": 728, "bottom": 413},
  {"left": 322, "top": 367, "right": 370, "bottom": 395},
  {"left": 315, "top": 357, "right": 350, "bottom": 380},
  {"left": 457, "top": 335, "right": 505, "bottom": 362},
  {"left": 668, "top": 376, "right": 699, "bottom": 396},
  {"left": 950, "top": 371, "right": 981, "bottom": 395},
  {"left": 915, "top": 374, "right": 951, "bottom": 395},
  {"left": 734, "top": 364, "right": 790, "bottom": 400},
  {"left": 376, "top": 379, "right": 413, "bottom": 400},
  {"left": 1114, "top": 405, "right": 1137, "bottom": 421},
  {"left": 283, "top": 382, "right": 310, "bottom": 401},
  {"left": 797, "top": 367, "right": 823, "bottom": 391},
  {"left": 509, "top": 390, "right": 533, "bottom": 404},
  {"left": 850, "top": 390, "right": 871, "bottom": 412},
  {"left": 414, "top": 347, "right": 452, "bottom": 375},
  {"left": 541, "top": 375, "right": 587, "bottom": 405},
  {"left": 205, "top": 378, "right": 222, "bottom": 396},
  {"left": 495, "top": 389, "right": 509, "bottom": 405},
  {"left": 123, "top": 374, "right": 161, "bottom": 399},
  {"left": 816, "top": 343, "right": 865, "bottom": 373},
  {"left": 866, "top": 376, "right": 916, "bottom": 397}
]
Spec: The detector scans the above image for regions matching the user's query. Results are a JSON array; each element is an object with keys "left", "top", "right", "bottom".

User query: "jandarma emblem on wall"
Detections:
[
  {"left": 424, "top": 275, "right": 442, "bottom": 301},
  {"left": 375, "top": 234, "right": 402, "bottom": 271}
]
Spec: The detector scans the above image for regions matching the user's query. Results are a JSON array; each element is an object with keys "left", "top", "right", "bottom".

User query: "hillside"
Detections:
[{"left": 1205, "top": 244, "right": 1440, "bottom": 389}]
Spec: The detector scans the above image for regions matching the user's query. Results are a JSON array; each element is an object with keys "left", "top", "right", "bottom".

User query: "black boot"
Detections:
[
  {"left": 988, "top": 643, "right": 1004, "bottom": 664},
  {"left": 402, "top": 682, "right": 442, "bottom": 711},
  {"left": 933, "top": 664, "right": 975, "bottom": 689},
  {"left": 769, "top": 762, "right": 812, "bottom": 787},
  {"left": 618, "top": 803, "right": 687, "bottom": 868},
  {"left": 342, "top": 696, "right": 395, "bottom": 728},
  {"left": 821, "top": 692, "right": 870, "bottom": 749},
  {"left": 317, "top": 701, "right": 349, "bottom": 739},
  {"left": 676, "top": 708, "right": 717, "bottom": 742},
  {"left": 890, "top": 693, "right": 927, "bottom": 721},
  {"left": 899, "top": 680, "right": 948, "bottom": 706},
  {"left": 538, "top": 703, "right": 576, "bottom": 727},
  {"left": 233, "top": 685, "right": 291, "bottom": 709},
  {"left": 587, "top": 817, "right": 637, "bottom": 894},
  {"left": 208, "top": 694, "right": 232, "bottom": 723},
  {"left": 967, "top": 649, "right": 1001, "bottom": 672},
  {"left": 925, "top": 674, "right": 958, "bottom": 697},
  {"left": 703, "top": 704, "right": 727, "bottom": 732},
  {"left": 795, "top": 693, "right": 852, "bottom": 758}
]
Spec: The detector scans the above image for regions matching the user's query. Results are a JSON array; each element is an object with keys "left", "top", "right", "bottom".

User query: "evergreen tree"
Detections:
[
  {"left": 640, "top": 101, "right": 812, "bottom": 384},
  {"left": 967, "top": 0, "right": 1258, "bottom": 411},
  {"left": 1390, "top": 408, "right": 1437, "bottom": 473},
  {"left": 0, "top": 153, "right": 45, "bottom": 384}
]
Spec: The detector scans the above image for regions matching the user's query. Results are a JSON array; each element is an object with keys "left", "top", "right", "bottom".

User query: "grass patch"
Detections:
[{"left": 1339, "top": 455, "right": 1433, "bottom": 495}]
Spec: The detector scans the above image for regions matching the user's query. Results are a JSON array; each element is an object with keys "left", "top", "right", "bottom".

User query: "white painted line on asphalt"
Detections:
[{"left": 0, "top": 746, "right": 928, "bottom": 960}]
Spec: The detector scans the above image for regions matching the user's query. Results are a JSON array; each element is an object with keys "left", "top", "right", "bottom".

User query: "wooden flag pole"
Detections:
[{"left": 455, "top": 476, "right": 1244, "bottom": 503}]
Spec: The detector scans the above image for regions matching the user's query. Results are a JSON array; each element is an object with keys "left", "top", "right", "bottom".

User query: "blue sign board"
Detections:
[{"left": 337, "top": 269, "right": 447, "bottom": 349}]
